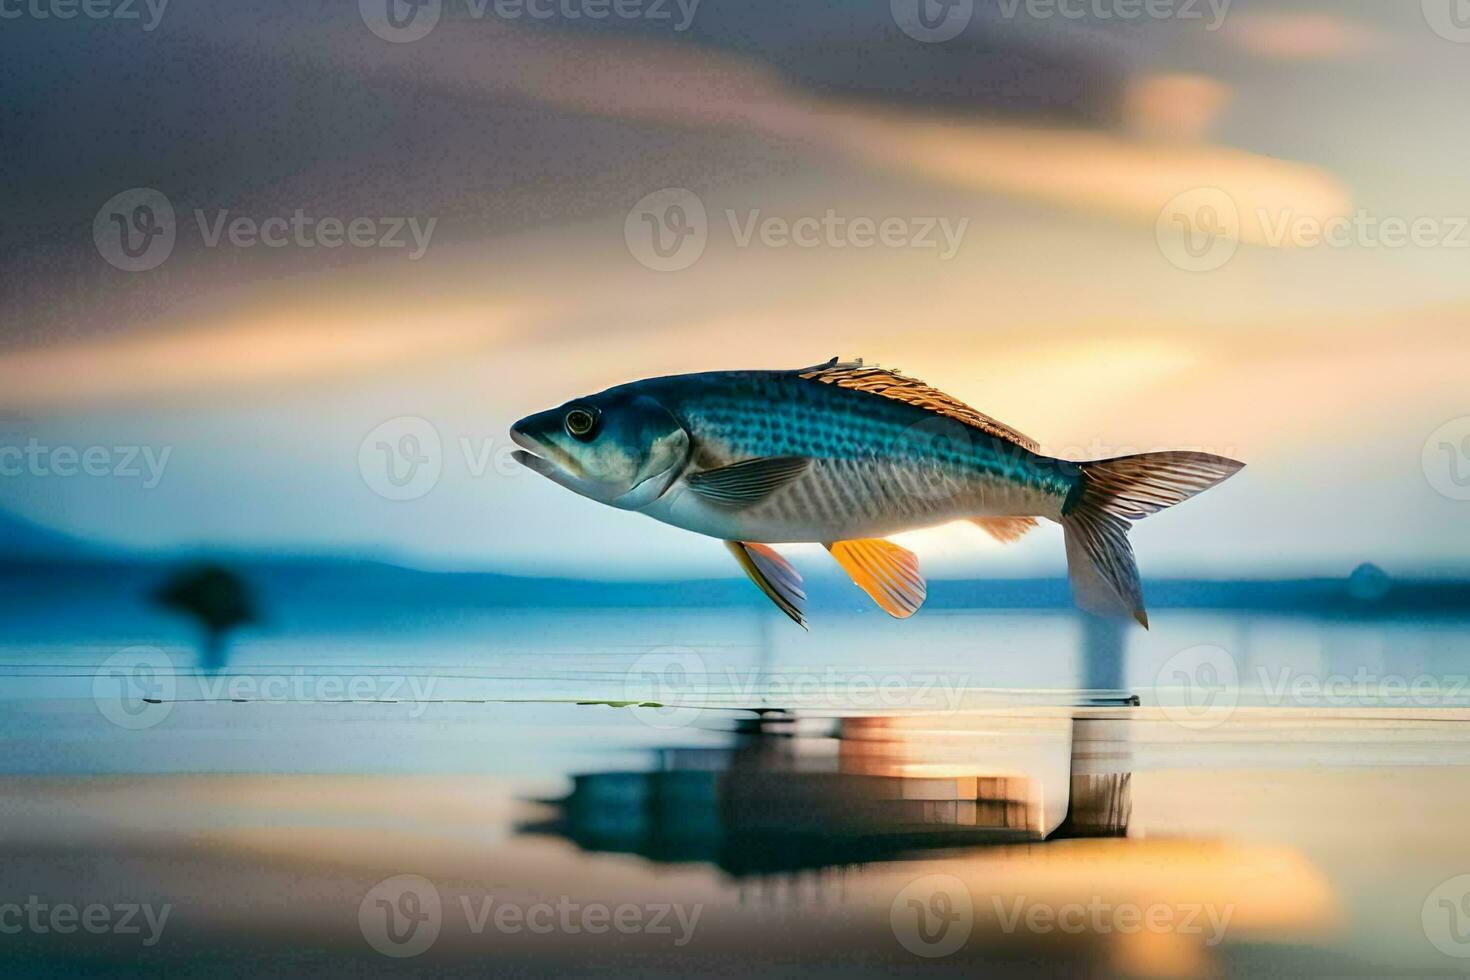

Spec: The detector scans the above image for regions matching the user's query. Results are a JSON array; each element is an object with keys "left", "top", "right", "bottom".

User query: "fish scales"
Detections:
[{"left": 641, "top": 371, "right": 1074, "bottom": 538}]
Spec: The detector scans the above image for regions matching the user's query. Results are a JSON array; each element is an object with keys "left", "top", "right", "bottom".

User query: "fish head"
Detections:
[{"left": 510, "top": 390, "right": 690, "bottom": 510}]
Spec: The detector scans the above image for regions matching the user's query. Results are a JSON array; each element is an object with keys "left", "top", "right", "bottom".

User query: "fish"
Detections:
[{"left": 510, "top": 358, "right": 1244, "bottom": 627}]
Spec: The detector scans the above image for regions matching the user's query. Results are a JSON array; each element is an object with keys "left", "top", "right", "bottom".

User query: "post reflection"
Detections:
[{"left": 522, "top": 711, "right": 1127, "bottom": 875}]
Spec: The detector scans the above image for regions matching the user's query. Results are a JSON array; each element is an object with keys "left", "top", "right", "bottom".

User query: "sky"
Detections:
[{"left": 1, "top": 0, "right": 1468, "bottom": 579}]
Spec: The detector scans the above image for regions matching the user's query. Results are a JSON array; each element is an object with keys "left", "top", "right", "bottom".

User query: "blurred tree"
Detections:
[{"left": 152, "top": 563, "right": 259, "bottom": 673}]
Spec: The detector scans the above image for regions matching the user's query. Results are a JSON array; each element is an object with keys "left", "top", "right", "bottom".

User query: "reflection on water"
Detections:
[
  {"left": 2, "top": 578, "right": 1470, "bottom": 975},
  {"left": 513, "top": 707, "right": 1361, "bottom": 975},
  {"left": 5, "top": 697, "right": 1470, "bottom": 975},
  {"left": 525, "top": 713, "right": 1129, "bottom": 877}
]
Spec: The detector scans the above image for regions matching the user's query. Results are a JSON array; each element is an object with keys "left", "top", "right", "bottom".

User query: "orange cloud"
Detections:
[{"left": 1222, "top": 13, "right": 1385, "bottom": 61}]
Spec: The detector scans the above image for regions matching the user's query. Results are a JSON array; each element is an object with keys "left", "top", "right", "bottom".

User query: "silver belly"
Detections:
[{"left": 638, "top": 460, "right": 1064, "bottom": 543}]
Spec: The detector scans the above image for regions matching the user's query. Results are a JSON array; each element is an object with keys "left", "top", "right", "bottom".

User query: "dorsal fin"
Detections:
[{"left": 798, "top": 358, "right": 1040, "bottom": 452}]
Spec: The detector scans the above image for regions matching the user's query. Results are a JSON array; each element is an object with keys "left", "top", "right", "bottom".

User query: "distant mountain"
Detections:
[
  {"left": 0, "top": 509, "right": 101, "bottom": 560},
  {"left": 3, "top": 551, "right": 1469, "bottom": 620},
  {"left": 3, "top": 509, "right": 1468, "bottom": 619}
]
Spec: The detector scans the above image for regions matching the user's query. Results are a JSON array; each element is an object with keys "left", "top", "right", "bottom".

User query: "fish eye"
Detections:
[{"left": 564, "top": 406, "right": 598, "bottom": 440}]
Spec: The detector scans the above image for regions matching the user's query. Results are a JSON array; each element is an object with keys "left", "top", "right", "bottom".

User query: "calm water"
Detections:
[{"left": 3, "top": 597, "right": 1470, "bottom": 976}]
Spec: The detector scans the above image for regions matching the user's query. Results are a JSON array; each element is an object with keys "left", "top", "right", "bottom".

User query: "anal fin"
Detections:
[
  {"left": 726, "top": 541, "right": 807, "bottom": 628},
  {"left": 825, "top": 538, "right": 927, "bottom": 619},
  {"left": 970, "top": 516, "right": 1038, "bottom": 544}
]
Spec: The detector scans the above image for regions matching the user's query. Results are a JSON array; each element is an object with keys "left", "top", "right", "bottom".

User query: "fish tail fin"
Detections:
[{"left": 1062, "top": 451, "right": 1244, "bottom": 628}]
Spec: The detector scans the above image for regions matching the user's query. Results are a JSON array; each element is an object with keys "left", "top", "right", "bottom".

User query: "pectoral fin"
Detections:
[
  {"left": 686, "top": 456, "right": 811, "bottom": 507},
  {"left": 825, "top": 538, "right": 927, "bottom": 619},
  {"left": 970, "top": 516, "right": 1038, "bottom": 544},
  {"left": 726, "top": 541, "right": 807, "bottom": 628}
]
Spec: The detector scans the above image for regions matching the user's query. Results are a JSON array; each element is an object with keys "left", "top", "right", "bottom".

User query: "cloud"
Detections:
[
  {"left": 0, "top": 13, "right": 1355, "bottom": 408},
  {"left": 308, "top": 20, "right": 1350, "bottom": 247},
  {"left": 817, "top": 110, "right": 1349, "bottom": 248},
  {"left": 1121, "top": 74, "right": 1234, "bottom": 142},
  {"left": 1221, "top": 12, "right": 1385, "bottom": 62},
  {"left": 0, "top": 295, "right": 545, "bottom": 409}
]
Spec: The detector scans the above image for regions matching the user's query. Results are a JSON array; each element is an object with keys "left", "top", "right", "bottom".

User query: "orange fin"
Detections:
[
  {"left": 824, "top": 538, "right": 926, "bottom": 619},
  {"left": 970, "top": 516, "right": 1039, "bottom": 544},
  {"left": 726, "top": 541, "right": 807, "bottom": 628},
  {"left": 799, "top": 358, "right": 1040, "bottom": 452}
]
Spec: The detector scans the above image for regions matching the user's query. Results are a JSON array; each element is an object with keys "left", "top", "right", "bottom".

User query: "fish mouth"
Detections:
[{"left": 510, "top": 424, "right": 583, "bottom": 482}]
